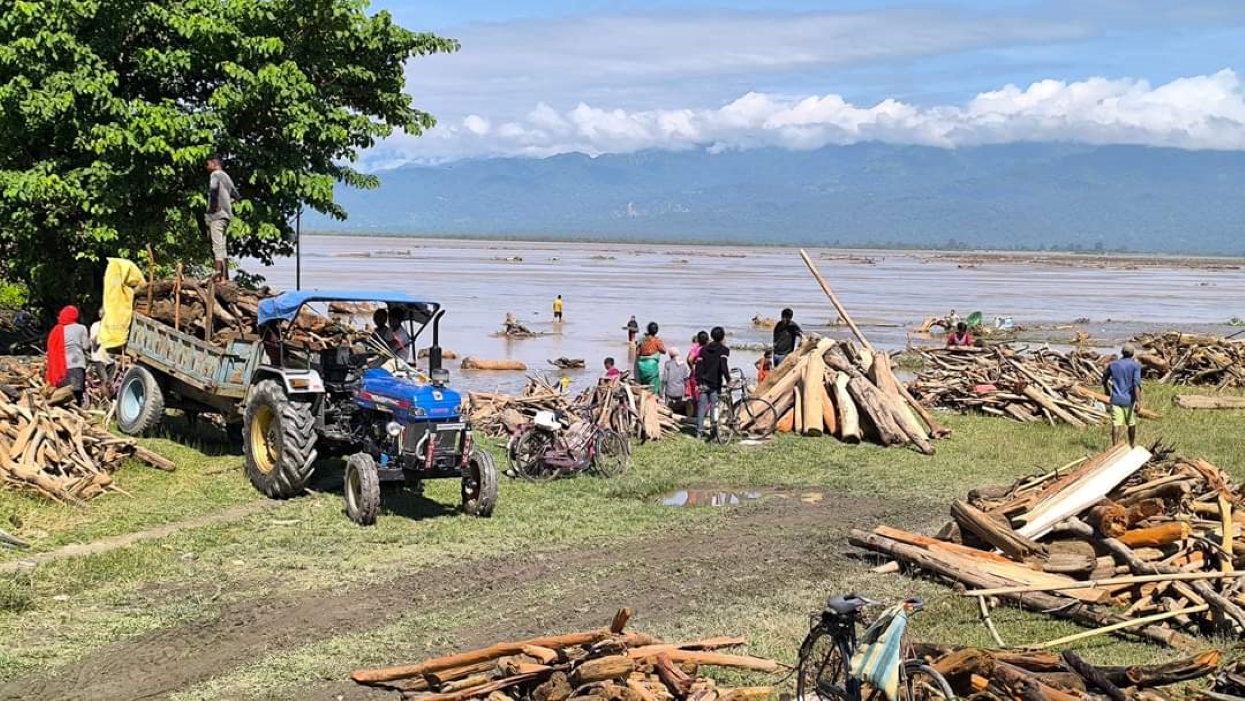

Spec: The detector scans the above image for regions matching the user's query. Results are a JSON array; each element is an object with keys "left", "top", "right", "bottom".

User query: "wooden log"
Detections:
[
  {"left": 610, "top": 607, "right": 633, "bottom": 634},
  {"left": 869, "top": 353, "right": 929, "bottom": 440},
  {"left": 950, "top": 500, "right": 1046, "bottom": 561},
  {"left": 716, "top": 688, "right": 773, "bottom": 701},
  {"left": 1021, "top": 385, "right": 1084, "bottom": 427},
  {"left": 351, "top": 630, "right": 612, "bottom": 683},
  {"left": 799, "top": 249, "right": 874, "bottom": 351},
  {"left": 832, "top": 373, "right": 861, "bottom": 443},
  {"left": 849, "top": 529, "right": 1195, "bottom": 649},
  {"left": 1015, "top": 445, "right": 1151, "bottom": 539},
  {"left": 1087, "top": 500, "right": 1129, "bottom": 538},
  {"left": 775, "top": 408, "right": 794, "bottom": 433},
  {"left": 1173, "top": 394, "right": 1245, "bottom": 410},
  {"left": 461, "top": 357, "right": 528, "bottom": 371},
  {"left": 1117, "top": 522, "right": 1192, "bottom": 548},
  {"left": 793, "top": 384, "right": 804, "bottom": 435},
  {"left": 801, "top": 351, "right": 826, "bottom": 437},
  {"left": 1125, "top": 499, "right": 1164, "bottom": 526},
  {"left": 754, "top": 336, "right": 817, "bottom": 397},
  {"left": 636, "top": 651, "right": 777, "bottom": 674},
  {"left": 655, "top": 654, "right": 693, "bottom": 697},
  {"left": 818, "top": 377, "right": 837, "bottom": 437},
  {"left": 1095, "top": 650, "right": 1220, "bottom": 688},
  {"left": 571, "top": 656, "right": 635, "bottom": 686},
  {"left": 533, "top": 672, "right": 573, "bottom": 701},
  {"left": 993, "top": 662, "right": 1082, "bottom": 701},
  {"left": 1061, "top": 651, "right": 1126, "bottom": 701},
  {"left": 523, "top": 646, "right": 561, "bottom": 665},
  {"left": 419, "top": 670, "right": 549, "bottom": 701}
]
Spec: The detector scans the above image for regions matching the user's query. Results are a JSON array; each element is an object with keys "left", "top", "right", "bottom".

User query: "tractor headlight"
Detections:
[
  {"left": 430, "top": 368, "right": 450, "bottom": 386},
  {"left": 386, "top": 421, "right": 403, "bottom": 438}
]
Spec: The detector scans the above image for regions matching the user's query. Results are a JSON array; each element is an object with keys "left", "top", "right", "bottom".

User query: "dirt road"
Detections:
[{"left": 0, "top": 493, "right": 921, "bottom": 701}]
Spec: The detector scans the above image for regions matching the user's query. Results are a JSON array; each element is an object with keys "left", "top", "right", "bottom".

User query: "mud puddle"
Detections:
[{"left": 659, "top": 488, "right": 825, "bottom": 507}]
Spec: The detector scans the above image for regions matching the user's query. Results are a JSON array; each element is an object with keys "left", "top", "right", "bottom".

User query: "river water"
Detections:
[{"left": 251, "top": 236, "right": 1245, "bottom": 394}]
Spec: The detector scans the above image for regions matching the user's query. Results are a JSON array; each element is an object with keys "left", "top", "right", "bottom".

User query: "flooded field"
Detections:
[{"left": 251, "top": 236, "right": 1245, "bottom": 393}]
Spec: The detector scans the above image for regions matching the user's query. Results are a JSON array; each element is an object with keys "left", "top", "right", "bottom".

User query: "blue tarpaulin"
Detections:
[{"left": 257, "top": 290, "right": 439, "bottom": 326}]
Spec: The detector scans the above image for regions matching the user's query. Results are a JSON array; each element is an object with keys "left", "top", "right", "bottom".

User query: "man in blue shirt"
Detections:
[{"left": 1103, "top": 343, "right": 1143, "bottom": 447}]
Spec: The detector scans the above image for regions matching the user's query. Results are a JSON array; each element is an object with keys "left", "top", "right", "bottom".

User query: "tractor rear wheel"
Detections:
[
  {"left": 116, "top": 365, "right": 165, "bottom": 436},
  {"left": 243, "top": 379, "right": 318, "bottom": 499},
  {"left": 344, "top": 452, "right": 381, "bottom": 526},
  {"left": 462, "top": 448, "right": 498, "bottom": 517}
]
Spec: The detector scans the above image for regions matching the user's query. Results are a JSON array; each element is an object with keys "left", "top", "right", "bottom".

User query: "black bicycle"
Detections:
[{"left": 797, "top": 595, "right": 954, "bottom": 701}]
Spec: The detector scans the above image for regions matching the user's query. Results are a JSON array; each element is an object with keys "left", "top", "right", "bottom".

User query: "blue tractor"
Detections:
[{"left": 245, "top": 291, "right": 497, "bottom": 525}]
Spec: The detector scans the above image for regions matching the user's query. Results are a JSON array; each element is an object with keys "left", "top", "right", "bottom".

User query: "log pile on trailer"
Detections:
[
  {"left": 134, "top": 275, "right": 366, "bottom": 350},
  {"left": 853, "top": 443, "right": 1245, "bottom": 648},
  {"left": 351, "top": 608, "right": 778, "bottom": 701},
  {"left": 0, "top": 361, "right": 174, "bottom": 504}
]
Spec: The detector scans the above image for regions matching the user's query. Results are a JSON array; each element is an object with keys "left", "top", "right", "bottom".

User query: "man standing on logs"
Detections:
[
  {"left": 1103, "top": 343, "right": 1143, "bottom": 448},
  {"left": 772, "top": 308, "right": 802, "bottom": 367},
  {"left": 205, "top": 155, "right": 241, "bottom": 281}
]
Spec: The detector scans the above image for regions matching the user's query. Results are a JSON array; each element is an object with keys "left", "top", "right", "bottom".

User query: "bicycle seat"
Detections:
[{"left": 825, "top": 594, "right": 877, "bottom": 616}]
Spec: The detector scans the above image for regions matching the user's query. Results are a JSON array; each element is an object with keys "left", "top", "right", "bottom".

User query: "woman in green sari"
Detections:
[{"left": 635, "top": 322, "right": 666, "bottom": 394}]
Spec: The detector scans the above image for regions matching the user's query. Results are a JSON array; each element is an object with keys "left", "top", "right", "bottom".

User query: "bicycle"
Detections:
[
  {"left": 709, "top": 368, "right": 778, "bottom": 444},
  {"left": 508, "top": 405, "right": 630, "bottom": 482},
  {"left": 797, "top": 594, "right": 954, "bottom": 701}
]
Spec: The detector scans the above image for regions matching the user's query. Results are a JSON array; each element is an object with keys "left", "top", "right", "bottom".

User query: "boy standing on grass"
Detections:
[{"left": 1103, "top": 343, "right": 1143, "bottom": 447}]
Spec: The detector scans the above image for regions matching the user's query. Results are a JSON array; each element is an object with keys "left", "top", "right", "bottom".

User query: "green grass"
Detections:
[{"left": 1, "top": 382, "right": 1243, "bottom": 693}]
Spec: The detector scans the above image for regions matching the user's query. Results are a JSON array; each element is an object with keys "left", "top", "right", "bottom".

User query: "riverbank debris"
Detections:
[
  {"left": 853, "top": 444, "right": 1245, "bottom": 648},
  {"left": 0, "top": 377, "right": 174, "bottom": 504},
  {"left": 1134, "top": 332, "right": 1245, "bottom": 389},
  {"left": 351, "top": 607, "right": 779, "bottom": 699},
  {"left": 468, "top": 378, "right": 679, "bottom": 442},
  {"left": 750, "top": 335, "right": 946, "bottom": 453}
]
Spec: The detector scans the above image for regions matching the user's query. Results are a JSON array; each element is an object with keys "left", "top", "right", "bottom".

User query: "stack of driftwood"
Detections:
[
  {"left": 351, "top": 609, "right": 777, "bottom": 701},
  {"left": 135, "top": 275, "right": 362, "bottom": 350},
  {"left": 918, "top": 644, "right": 1219, "bottom": 701},
  {"left": 853, "top": 444, "right": 1245, "bottom": 649},
  {"left": 749, "top": 336, "right": 948, "bottom": 453},
  {"left": 0, "top": 375, "right": 174, "bottom": 504},
  {"left": 1134, "top": 332, "right": 1245, "bottom": 389},
  {"left": 467, "top": 379, "right": 679, "bottom": 442},
  {"left": 906, "top": 347, "right": 1156, "bottom": 427}
]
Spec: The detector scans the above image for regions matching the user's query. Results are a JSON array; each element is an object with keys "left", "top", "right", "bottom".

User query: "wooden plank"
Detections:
[{"left": 1015, "top": 446, "right": 1151, "bottom": 539}]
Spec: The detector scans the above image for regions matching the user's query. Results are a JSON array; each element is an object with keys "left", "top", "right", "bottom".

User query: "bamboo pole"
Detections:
[
  {"left": 966, "top": 570, "right": 1245, "bottom": 597},
  {"left": 798, "top": 249, "right": 874, "bottom": 352},
  {"left": 1033, "top": 605, "right": 1209, "bottom": 650}
]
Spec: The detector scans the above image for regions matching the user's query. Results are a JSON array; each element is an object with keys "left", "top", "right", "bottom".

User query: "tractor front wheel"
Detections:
[
  {"left": 462, "top": 448, "right": 498, "bottom": 517},
  {"left": 243, "top": 379, "right": 318, "bottom": 499},
  {"left": 344, "top": 452, "right": 381, "bottom": 526}
]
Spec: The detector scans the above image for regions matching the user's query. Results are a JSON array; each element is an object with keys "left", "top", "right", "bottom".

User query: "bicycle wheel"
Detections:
[
  {"left": 713, "top": 400, "right": 739, "bottom": 444},
  {"left": 898, "top": 662, "right": 954, "bottom": 701},
  {"left": 796, "top": 626, "right": 851, "bottom": 701},
  {"left": 591, "top": 429, "right": 630, "bottom": 478},
  {"left": 737, "top": 396, "right": 778, "bottom": 438},
  {"left": 511, "top": 430, "right": 557, "bottom": 482}
]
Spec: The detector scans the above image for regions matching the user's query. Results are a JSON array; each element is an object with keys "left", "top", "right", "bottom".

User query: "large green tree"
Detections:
[{"left": 0, "top": 0, "right": 455, "bottom": 308}]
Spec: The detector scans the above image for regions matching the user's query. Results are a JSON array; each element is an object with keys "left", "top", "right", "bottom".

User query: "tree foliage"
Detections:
[{"left": 0, "top": 0, "right": 456, "bottom": 308}]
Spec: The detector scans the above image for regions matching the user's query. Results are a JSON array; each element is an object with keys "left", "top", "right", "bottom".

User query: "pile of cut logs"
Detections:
[
  {"left": 919, "top": 644, "right": 1219, "bottom": 701},
  {"left": 0, "top": 364, "right": 173, "bottom": 503},
  {"left": 351, "top": 608, "right": 778, "bottom": 701},
  {"left": 853, "top": 443, "right": 1245, "bottom": 649},
  {"left": 135, "top": 275, "right": 362, "bottom": 350},
  {"left": 748, "top": 336, "right": 948, "bottom": 453},
  {"left": 906, "top": 347, "right": 1154, "bottom": 427},
  {"left": 1133, "top": 332, "right": 1245, "bottom": 389},
  {"left": 467, "top": 379, "right": 680, "bottom": 442}
]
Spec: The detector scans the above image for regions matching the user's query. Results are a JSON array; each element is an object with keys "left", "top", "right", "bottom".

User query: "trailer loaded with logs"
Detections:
[{"left": 118, "top": 287, "right": 496, "bottom": 525}]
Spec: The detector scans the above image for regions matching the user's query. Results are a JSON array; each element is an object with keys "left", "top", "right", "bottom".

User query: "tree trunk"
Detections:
[
  {"left": 833, "top": 372, "right": 861, "bottom": 443},
  {"left": 951, "top": 499, "right": 1046, "bottom": 561}
]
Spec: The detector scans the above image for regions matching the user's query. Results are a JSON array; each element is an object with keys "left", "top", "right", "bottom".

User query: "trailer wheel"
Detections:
[
  {"left": 116, "top": 365, "right": 165, "bottom": 436},
  {"left": 344, "top": 452, "right": 381, "bottom": 526},
  {"left": 243, "top": 379, "right": 318, "bottom": 499},
  {"left": 462, "top": 448, "right": 498, "bottom": 517}
]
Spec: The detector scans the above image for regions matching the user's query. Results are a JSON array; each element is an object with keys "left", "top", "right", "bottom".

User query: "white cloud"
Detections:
[
  {"left": 461, "top": 114, "right": 491, "bottom": 135},
  {"left": 368, "top": 70, "right": 1245, "bottom": 167}
]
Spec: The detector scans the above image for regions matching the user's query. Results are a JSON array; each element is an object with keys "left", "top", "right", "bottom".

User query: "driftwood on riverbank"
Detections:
[{"left": 854, "top": 443, "right": 1245, "bottom": 648}]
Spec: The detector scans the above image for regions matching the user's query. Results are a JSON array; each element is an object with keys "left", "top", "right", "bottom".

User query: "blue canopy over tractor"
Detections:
[{"left": 257, "top": 290, "right": 440, "bottom": 326}]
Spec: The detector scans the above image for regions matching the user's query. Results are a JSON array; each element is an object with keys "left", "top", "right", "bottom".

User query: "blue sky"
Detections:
[{"left": 364, "top": 0, "right": 1245, "bottom": 166}]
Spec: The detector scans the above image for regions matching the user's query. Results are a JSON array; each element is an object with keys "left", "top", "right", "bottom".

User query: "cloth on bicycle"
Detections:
[
  {"left": 99, "top": 257, "right": 146, "bottom": 350},
  {"left": 849, "top": 604, "right": 908, "bottom": 701}
]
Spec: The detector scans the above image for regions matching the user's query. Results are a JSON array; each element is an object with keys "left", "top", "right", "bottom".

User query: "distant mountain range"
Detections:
[{"left": 310, "top": 143, "right": 1245, "bottom": 254}]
